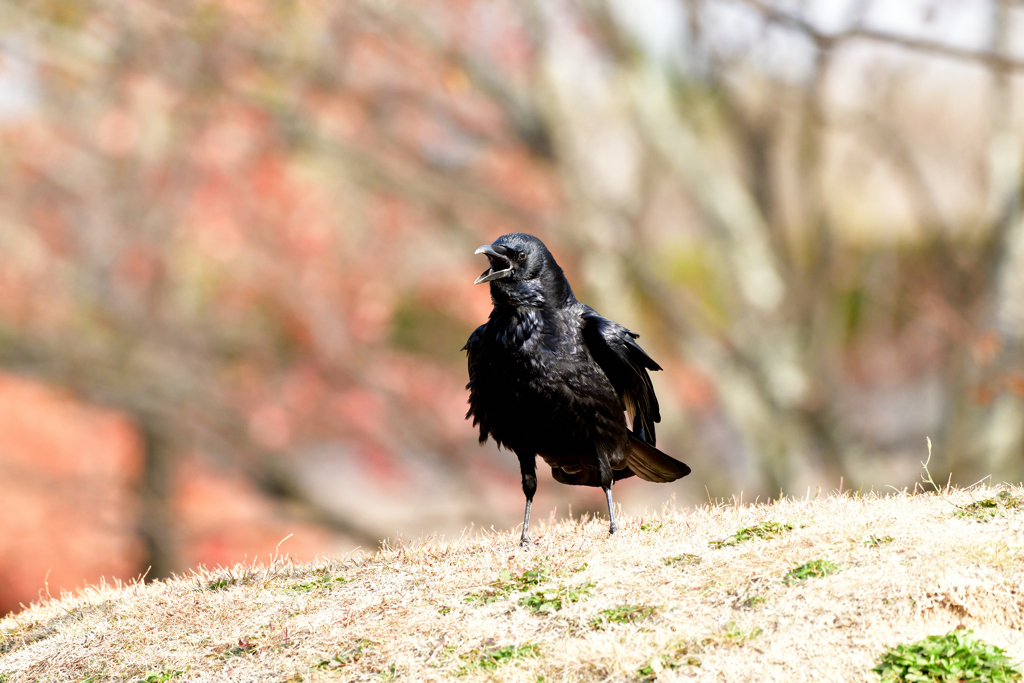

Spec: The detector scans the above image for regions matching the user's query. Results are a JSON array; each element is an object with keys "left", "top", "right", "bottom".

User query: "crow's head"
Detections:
[{"left": 473, "top": 233, "right": 573, "bottom": 306}]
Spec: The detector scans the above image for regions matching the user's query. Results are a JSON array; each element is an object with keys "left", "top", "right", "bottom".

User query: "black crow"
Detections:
[{"left": 463, "top": 233, "right": 690, "bottom": 544}]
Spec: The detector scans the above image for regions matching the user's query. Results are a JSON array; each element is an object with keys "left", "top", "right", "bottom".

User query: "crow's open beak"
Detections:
[{"left": 474, "top": 245, "right": 514, "bottom": 284}]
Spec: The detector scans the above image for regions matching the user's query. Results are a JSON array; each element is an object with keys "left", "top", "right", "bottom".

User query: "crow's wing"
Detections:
[
  {"left": 462, "top": 324, "right": 489, "bottom": 443},
  {"left": 580, "top": 306, "right": 662, "bottom": 445}
]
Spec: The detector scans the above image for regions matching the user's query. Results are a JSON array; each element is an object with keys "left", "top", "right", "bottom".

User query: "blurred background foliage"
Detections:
[{"left": 2, "top": 0, "right": 1024, "bottom": 613}]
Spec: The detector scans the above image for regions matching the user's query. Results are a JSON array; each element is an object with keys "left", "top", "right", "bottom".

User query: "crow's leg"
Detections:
[
  {"left": 598, "top": 456, "right": 618, "bottom": 535},
  {"left": 517, "top": 452, "right": 538, "bottom": 546},
  {"left": 604, "top": 487, "right": 619, "bottom": 535}
]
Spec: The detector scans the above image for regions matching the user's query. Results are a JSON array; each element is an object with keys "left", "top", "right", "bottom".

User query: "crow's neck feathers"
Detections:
[
  {"left": 488, "top": 254, "right": 575, "bottom": 310},
  {"left": 483, "top": 236, "right": 576, "bottom": 353}
]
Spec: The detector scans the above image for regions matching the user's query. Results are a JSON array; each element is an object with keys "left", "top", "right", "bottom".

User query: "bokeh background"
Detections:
[{"left": 2, "top": 0, "right": 1024, "bottom": 616}]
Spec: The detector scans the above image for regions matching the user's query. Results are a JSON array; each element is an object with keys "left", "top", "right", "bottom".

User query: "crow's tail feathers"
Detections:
[{"left": 626, "top": 434, "right": 691, "bottom": 483}]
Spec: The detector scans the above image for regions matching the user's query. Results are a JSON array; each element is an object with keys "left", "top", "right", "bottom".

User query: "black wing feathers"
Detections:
[
  {"left": 462, "top": 323, "right": 489, "bottom": 443},
  {"left": 580, "top": 306, "right": 662, "bottom": 445}
]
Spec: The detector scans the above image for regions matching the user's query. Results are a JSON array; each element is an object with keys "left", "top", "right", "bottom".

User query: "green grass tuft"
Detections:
[
  {"left": 465, "top": 567, "right": 549, "bottom": 605},
  {"left": 784, "top": 559, "right": 840, "bottom": 584},
  {"left": 213, "top": 637, "right": 259, "bottom": 659},
  {"left": 710, "top": 521, "right": 794, "bottom": 548},
  {"left": 458, "top": 643, "right": 540, "bottom": 675},
  {"left": 204, "top": 578, "right": 237, "bottom": 591},
  {"left": 289, "top": 572, "right": 348, "bottom": 593},
  {"left": 664, "top": 553, "right": 702, "bottom": 566},
  {"left": 956, "top": 491, "right": 1024, "bottom": 521},
  {"left": 864, "top": 534, "right": 894, "bottom": 548},
  {"left": 197, "top": 565, "right": 262, "bottom": 592},
  {"left": 133, "top": 671, "right": 184, "bottom": 683},
  {"left": 518, "top": 582, "right": 594, "bottom": 614},
  {"left": 589, "top": 604, "right": 658, "bottom": 629},
  {"left": 637, "top": 641, "right": 702, "bottom": 681},
  {"left": 721, "top": 621, "right": 763, "bottom": 643},
  {"left": 463, "top": 566, "right": 591, "bottom": 614},
  {"left": 738, "top": 594, "right": 765, "bottom": 609},
  {"left": 873, "top": 630, "right": 1022, "bottom": 682},
  {"left": 316, "top": 639, "right": 376, "bottom": 670}
]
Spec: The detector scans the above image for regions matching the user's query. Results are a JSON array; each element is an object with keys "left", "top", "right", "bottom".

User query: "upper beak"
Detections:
[{"left": 474, "top": 245, "right": 514, "bottom": 284}]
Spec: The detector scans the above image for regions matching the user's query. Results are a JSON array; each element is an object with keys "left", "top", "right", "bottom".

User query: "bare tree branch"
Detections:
[{"left": 738, "top": 0, "right": 1024, "bottom": 72}]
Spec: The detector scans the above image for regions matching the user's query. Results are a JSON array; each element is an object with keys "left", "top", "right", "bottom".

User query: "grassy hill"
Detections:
[{"left": 2, "top": 485, "right": 1023, "bottom": 682}]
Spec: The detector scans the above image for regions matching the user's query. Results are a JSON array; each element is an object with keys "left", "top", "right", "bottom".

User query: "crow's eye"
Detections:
[{"left": 514, "top": 251, "right": 526, "bottom": 262}]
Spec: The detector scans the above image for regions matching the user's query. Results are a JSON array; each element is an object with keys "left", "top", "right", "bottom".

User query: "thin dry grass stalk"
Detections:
[{"left": 2, "top": 486, "right": 1023, "bottom": 682}]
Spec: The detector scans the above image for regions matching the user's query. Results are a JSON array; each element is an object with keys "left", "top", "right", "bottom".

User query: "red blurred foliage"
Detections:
[
  {"left": 664, "top": 359, "right": 718, "bottom": 414},
  {"left": 0, "top": 373, "right": 338, "bottom": 616},
  {"left": 475, "top": 146, "right": 560, "bottom": 214},
  {"left": 0, "top": 0, "right": 567, "bottom": 614},
  {"left": 171, "top": 456, "right": 334, "bottom": 571},
  {"left": 0, "top": 374, "right": 143, "bottom": 615}
]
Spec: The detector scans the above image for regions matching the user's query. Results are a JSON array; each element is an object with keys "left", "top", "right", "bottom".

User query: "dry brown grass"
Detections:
[{"left": 2, "top": 485, "right": 1024, "bottom": 682}]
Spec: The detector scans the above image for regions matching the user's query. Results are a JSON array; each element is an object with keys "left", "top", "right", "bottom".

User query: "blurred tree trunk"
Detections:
[{"left": 138, "top": 417, "right": 176, "bottom": 581}]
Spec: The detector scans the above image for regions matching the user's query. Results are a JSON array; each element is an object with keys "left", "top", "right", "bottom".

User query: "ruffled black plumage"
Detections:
[{"left": 463, "top": 233, "right": 690, "bottom": 543}]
